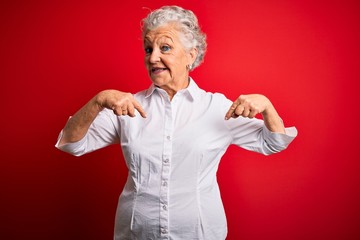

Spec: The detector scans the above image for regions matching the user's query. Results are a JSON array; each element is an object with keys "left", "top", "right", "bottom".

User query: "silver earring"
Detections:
[{"left": 186, "top": 64, "right": 192, "bottom": 71}]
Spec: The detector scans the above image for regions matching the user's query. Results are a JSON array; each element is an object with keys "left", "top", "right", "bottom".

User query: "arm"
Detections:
[
  {"left": 224, "top": 94, "right": 285, "bottom": 134},
  {"left": 224, "top": 94, "right": 297, "bottom": 155},
  {"left": 58, "top": 90, "right": 147, "bottom": 146}
]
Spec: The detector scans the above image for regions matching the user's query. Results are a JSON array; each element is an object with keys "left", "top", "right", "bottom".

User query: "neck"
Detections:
[{"left": 157, "top": 76, "right": 190, "bottom": 101}]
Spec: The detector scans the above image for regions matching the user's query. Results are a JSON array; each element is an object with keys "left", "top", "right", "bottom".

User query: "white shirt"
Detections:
[{"left": 56, "top": 78, "right": 297, "bottom": 240}]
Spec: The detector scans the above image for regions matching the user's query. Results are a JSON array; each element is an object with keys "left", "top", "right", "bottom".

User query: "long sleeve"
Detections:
[
  {"left": 55, "top": 109, "right": 121, "bottom": 156},
  {"left": 223, "top": 97, "right": 297, "bottom": 155}
]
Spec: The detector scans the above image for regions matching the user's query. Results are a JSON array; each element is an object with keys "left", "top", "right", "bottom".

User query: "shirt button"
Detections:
[
  {"left": 162, "top": 181, "right": 168, "bottom": 186},
  {"left": 163, "top": 204, "right": 167, "bottom": 210},
  {"left": 164, "top": 158, "right": 169, "bottom": 163},
  {"left": 161, "top": 228, "right": 167, "bottom": 234},
  {"left": 166, "top": 136, "right": 171, "bottom": 140}
]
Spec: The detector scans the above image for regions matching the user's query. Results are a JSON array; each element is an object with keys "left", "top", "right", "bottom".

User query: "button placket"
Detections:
[{"left": 159, "top": 93, "right": 173, "bottom": 239}]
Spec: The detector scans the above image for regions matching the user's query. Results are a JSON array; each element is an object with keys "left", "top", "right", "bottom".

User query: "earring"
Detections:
[{"left": 186, "top": 64, "right": 192, "bottom": 71}]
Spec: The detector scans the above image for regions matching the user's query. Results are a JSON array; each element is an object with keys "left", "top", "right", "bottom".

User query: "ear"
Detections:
[{"left": 188, "top": 48, "right": 198, "bottom": 66}]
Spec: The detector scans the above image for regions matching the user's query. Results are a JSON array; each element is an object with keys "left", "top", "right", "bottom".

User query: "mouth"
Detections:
[{"left": 151, "top": 67, "right": 168, "bottom": 74}]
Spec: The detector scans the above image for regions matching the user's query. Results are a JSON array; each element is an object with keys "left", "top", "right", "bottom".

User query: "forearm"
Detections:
[
  {"left": 59, "top": 96, "right": 103, "bottom": 145},
  {"left": 261, "top": 104, "right": 286, "bottom": 134},
  {"left": 58, "top": 89, "right": 146, "bottom": 146}
]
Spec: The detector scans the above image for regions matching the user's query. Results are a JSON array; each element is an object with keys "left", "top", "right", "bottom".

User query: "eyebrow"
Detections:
[{"left": 144, "top": 34, "right": 175, "bottom": 45}]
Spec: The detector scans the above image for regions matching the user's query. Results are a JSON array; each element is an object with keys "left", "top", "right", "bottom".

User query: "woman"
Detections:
[{"left": 56, "top": 5, "right": 297, "bottom": 240}]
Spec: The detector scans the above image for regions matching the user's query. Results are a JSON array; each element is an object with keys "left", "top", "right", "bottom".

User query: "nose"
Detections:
[{"left": 149, "top": 48, "right": 161, "bottom": 63}]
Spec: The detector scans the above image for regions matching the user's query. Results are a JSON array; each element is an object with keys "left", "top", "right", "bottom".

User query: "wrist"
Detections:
[
  {"left": 261, "top": 102, "right": 276, "bottom": 118},
  {"left": 92, "top": 93, "right": 105, "bottom": 112}
]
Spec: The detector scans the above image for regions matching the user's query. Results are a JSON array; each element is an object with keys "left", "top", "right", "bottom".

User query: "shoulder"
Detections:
[
  {"left": 191, "top": 78, "right": 229, "bottom": 100},
  {"left": 198, "top": 88, "right": 232, "bottom": 107},
  {"left": 192, "top": 88, "right": 233, "bottom": 118},
  {"left": 132, "top": 87, "right": 152, "bottom": 103},
  {"left": 133, "top": 88, "right": 149, "bottom": 98}
]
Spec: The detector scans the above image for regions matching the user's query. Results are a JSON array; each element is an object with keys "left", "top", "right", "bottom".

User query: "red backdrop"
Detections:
[{"left": 1, "top": 0, "right": 359, "bottom": 239}]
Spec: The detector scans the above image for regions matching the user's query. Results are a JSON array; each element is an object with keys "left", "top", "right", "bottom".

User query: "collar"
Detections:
[{"left": 145, "top": 77, "right": 200, "bottom": 101}]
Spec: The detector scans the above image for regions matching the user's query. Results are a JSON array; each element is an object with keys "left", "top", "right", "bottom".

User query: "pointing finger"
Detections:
[
  {"left": 133, "top": 100, "right": 147, "bottom": 118},
  {"left": 225, "top": 105, "right": 236, "bottom": 120},
  {"left": 225, "top": 101, "right": 240, "bottom": 120}
]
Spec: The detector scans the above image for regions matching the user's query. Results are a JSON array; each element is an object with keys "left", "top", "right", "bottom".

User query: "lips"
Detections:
[{"left": 151, "top": 67, "right": 168, "bottom": 74}]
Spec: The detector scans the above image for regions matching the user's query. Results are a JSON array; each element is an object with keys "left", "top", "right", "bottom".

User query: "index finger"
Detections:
[
  {"left": 132, "top": 99, "right": 147, "bottom": 118},
  {"left": 225, "top": 99, "right": 240, "bottom": 120}
]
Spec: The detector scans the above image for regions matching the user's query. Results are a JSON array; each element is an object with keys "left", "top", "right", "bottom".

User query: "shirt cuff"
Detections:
[
  {"left": 262, "top": 125, "right": 298, "bottom": 152},
  {"left": 54, "top": 130, "right": 87, "bottom": 156}
]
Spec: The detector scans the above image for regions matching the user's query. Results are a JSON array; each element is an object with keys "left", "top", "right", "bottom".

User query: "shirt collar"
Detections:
[
  {"left": 145, "top": 83, "right": 156, "bottom": 98},
  {"left": 145, "top": 77, "right": 200, "bottom": 101}
]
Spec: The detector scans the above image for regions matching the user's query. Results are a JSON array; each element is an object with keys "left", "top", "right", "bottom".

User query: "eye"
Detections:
[
  {"left": 160, "top": 45, "right": 171, "bottom": 52},
  {"left": 144, "top": 47, "right": 152, "bottom": 54}
]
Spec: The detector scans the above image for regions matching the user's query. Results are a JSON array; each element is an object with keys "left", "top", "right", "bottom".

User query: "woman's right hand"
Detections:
[
  {"left": 96, "top": 90, "right": 147, "bottom": 118},
  {"left": 58, "top": 90, "right": 146, "bottom": 145}
]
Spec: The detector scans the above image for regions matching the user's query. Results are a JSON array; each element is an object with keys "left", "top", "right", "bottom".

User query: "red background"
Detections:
[{"left": 1, "top": 0, "right": 359, "bottom": 239}]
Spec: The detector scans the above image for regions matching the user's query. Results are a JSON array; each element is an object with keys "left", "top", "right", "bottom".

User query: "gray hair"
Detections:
[{"left": 141, "top": 6, "right": 207, "bottom": 71}]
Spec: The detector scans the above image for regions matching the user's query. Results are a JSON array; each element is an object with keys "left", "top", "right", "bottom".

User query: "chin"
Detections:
[{"left": 150, "top": 76, "right": 169, "bottom": 85}]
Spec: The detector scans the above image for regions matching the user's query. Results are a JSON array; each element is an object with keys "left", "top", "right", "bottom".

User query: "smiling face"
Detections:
[{"left": 143, "top": 23, "right": 197, "bottom": 96}]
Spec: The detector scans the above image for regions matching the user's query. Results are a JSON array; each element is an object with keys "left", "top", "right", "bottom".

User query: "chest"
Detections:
[{"left": 120, "top": 97, "right": 229, "bottom": 155}]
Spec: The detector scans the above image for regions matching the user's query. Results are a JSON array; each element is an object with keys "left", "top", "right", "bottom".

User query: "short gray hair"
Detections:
[{"left": 141, "top": 5, "right": 207, "bottom": 71}]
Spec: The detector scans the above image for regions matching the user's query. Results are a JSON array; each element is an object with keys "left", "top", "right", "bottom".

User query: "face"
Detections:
[{"left": 143, "top": 24, "right": 197, "bottom": 93}]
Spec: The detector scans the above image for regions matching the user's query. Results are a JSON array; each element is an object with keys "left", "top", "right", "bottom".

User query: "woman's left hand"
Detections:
[
  {"left": 225, "top": 94, "right": 271, "bottom": 120},
  {"left": 225, "top": 94, "right": 286, "bottom": 134}
]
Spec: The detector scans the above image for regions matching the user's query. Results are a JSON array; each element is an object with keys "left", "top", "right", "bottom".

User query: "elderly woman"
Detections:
[{"left": 56, "top": 5, "right": 297, "bottom": 240}]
